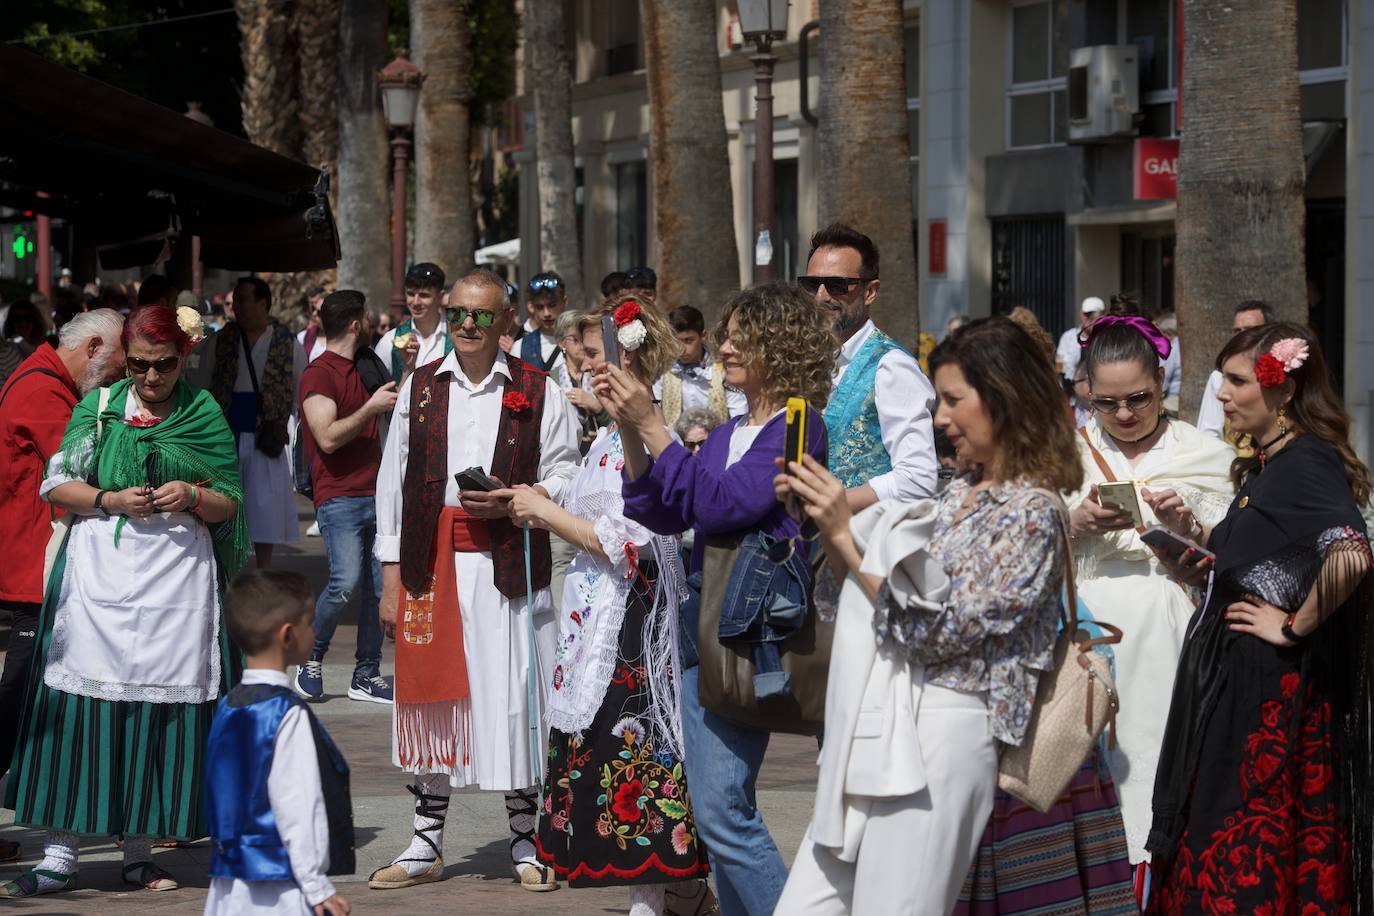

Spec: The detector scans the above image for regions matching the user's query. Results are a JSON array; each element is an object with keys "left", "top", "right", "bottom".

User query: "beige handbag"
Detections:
[
  {"left": 997, "top": 488, "right": 1122, "bottom": 813},
  {"left": 41, "top": 386, "right": 110, "bottom": 596}
]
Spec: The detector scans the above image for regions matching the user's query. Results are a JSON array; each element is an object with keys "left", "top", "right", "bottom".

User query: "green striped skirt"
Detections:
[{"left": 3, "top": 544, "right": 240, "bottom": 840}]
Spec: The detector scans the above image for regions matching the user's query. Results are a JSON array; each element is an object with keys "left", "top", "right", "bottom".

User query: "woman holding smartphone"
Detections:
[
  {"left": 597, "top": 282, "right": 833, "bottom": 916},
  {"left": 1067, "top": 315, "right": 1233, "bottom": 884},
  {"left": 1145, "top": 324, "right": 1372, "bottom": 913}
]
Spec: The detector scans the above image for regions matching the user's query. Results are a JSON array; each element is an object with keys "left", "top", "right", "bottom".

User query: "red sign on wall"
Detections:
[
  {"left": 929, "top": 219, "right": 947, "bottom": 276},
  {"left": 1133, "top": 138, "right": 1179, "bottom": 200}
]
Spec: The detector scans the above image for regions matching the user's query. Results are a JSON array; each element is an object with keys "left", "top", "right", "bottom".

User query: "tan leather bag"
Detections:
[
  {"left": 997, "top": 489, "right": 1123, "bottom": 812},
  {"left": 695, "top": 531, "right": 832, "bottom": 736}
]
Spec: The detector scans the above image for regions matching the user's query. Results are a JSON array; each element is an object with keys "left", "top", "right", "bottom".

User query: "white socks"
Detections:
[
  {"left": 629, "top": 884, "right": 667, "bottom": 916},
  {"left": 391, "top": 774, "right": 451, "bottom": 877},
  {"left": 31, "top": 832, "right": 77, "bottom": 891}
]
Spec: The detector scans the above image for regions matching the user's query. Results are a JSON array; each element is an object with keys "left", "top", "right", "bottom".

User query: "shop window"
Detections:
[{"left": 606, "top": 0, "right": 643, "bottom": 75}]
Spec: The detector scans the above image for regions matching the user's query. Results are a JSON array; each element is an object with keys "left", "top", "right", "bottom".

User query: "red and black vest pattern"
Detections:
[{"left": 399, "top": 356, "right": 552, "bottom": 599}]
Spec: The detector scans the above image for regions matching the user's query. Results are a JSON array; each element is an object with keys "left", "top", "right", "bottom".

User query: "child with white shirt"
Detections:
[{"left": 204, "top": 570, "right": 354, "bottom": 916}]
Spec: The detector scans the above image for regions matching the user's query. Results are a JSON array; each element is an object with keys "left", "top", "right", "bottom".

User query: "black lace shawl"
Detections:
[{"left": 1147, "top": 435, "right": 1374, "bottom": 909}]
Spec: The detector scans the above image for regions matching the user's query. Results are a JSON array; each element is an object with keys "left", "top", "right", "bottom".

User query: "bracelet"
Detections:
[
  {"left": 94, "top": 489, "right": 111, "bottom": 517},
  {"left": 1281, "top": 611, "right": 1302, "bottom": 644},
  {"left": 190, "top": 485, "right": 202, "bottom": 513}
]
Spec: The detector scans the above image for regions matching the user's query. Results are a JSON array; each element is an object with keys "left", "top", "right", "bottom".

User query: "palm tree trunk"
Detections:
[
  {"left": 336, "top": 0, "right": 392, "bottom": 313},
  {"left": 295, "top": 0, "right": 340, "bottom": 173},
  {"left": 1175, "top": 0, "right": 1306, "bottom": 423},
  {"left": 817, "top": 0, "right": 918, "bottom": 348},
  {"left": 412, "top": 0, "right": 476, "bottom": 278},
  {"left": 235, "top": 0, "right": 301, "bottom": 157},
  {"left": 641, "top": 0, "right": 739, "bottom": 320},
  {"left": 524, "top": 0, "right": 585, "bottom": 300}
]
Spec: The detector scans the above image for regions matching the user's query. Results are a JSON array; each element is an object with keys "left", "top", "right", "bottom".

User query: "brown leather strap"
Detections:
[{"left": 1077, "top": 426, "right": 1147, "bottom": 535}]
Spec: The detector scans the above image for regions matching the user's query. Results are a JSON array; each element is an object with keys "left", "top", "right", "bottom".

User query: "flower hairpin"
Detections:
[
  {"left": 176, "top": 306, "right": 207, "bottom": 344},
  {"left": 1254, "top": 338, "right": 1309, "bottom": 388},
  {"left": 613, "top": 300, "right": 648, "bottom": 352}
]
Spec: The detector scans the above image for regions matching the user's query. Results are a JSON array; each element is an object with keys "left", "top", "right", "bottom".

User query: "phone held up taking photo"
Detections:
[
  {"left": 600, "top": 314, "right": 621, "bottom": 369},
  {"left": 783, "top": 397, "right": 807, "bottom": 472}
]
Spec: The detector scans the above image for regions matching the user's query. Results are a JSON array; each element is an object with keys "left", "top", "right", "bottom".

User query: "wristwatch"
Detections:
[{"left": 94, "top": 490, "right": 111, "bottom": 517}]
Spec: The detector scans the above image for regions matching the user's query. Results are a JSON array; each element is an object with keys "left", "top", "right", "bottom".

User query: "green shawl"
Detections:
[{"left": 59, "top": 378, "right": 250, "bottom": 579}]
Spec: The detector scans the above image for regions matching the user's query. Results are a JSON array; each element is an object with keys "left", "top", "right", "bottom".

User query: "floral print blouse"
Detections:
[{"left": 873, "top": 477, "right": 1066, "bottom": 746}]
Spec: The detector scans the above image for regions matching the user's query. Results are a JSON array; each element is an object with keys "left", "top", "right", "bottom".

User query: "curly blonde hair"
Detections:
[
  {"left": 716, "top": 283, "right": 837, "bottom": 411},
  {"left": 577, "top": 292, "right": 678, "bottom": 384}
]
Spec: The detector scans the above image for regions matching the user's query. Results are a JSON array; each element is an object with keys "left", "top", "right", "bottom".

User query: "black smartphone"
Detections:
[
  {"left": 1140, "top": 524, "right": 1216, "bottom": 562},
  {"left": 454, "top": 467, "right": 500, "bottom": 492},
  {"left": 600, "top": 314, "right": 621, "bottom": 369}
]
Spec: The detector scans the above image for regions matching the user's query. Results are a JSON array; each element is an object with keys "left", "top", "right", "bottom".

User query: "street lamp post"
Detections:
[
  {"left": 738, "top": 0, "right": 789, "bottom": 284},
  {"left": 378, "top": 51, "right": 424, "bottom": 318}
]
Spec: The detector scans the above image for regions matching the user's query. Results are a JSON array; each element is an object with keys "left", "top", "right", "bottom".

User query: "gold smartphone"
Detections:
[{"left": 1097, "top": 481, "right": 1143, "bottom": 527}]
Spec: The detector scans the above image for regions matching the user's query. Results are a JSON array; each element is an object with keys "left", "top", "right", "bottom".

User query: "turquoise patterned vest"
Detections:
[{"left": 824, "top": 327, "right": 906, "bottom": 488}]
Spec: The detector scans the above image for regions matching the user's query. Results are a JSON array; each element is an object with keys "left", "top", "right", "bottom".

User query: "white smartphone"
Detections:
[{"left": 1096, "top": 481, "right": 1143, "bottom": 527}]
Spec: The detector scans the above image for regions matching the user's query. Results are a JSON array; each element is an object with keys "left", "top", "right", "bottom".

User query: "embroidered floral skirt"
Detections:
[
  {"left": 1148, "top": 666, "right": 1350, "bottom": 914},
  {"left": 536, "top": 565, "right": 710, "bottom": 888}
]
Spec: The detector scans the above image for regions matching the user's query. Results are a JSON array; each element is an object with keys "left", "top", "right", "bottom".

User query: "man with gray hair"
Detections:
[{"left": 0, "top": 308, "right": 125, "bottom": 860}]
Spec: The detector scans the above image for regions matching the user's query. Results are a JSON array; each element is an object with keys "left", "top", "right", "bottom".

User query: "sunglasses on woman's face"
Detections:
[
  {"left": 444, "top": 307, "right": 498, "bottom": 328},
  {"left": 126, "top": 355, "right": 180, "bottom": 375},
  {"left": 1090, "top": 390, "right": 1155, "bottom": 414}
]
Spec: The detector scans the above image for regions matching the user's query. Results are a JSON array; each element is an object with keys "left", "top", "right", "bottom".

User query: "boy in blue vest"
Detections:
[{"left": 204, "top": 570, "right": 355, "bottom": 916}]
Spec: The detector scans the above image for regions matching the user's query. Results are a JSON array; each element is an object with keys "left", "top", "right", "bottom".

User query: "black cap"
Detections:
[
  {"left": 405, "top": 262, "right": 446, "bottom": 291},
  {"left": 624, "top": 266, "right": 657, "bottom": 290}
]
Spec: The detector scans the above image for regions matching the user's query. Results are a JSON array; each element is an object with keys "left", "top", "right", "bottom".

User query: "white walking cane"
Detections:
[{"left": 523, "top": 523, "right": 545, "bottom": 790}]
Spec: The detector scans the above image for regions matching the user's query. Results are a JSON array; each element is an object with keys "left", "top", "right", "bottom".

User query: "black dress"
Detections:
[{"left": 1147, "top": 435, "right": 1373, "bottom": 914}]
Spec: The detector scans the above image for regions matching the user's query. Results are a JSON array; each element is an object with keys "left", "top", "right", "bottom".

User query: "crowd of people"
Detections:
[{"left": 0, "top": 221, "right": 1369, "bottom": 916}]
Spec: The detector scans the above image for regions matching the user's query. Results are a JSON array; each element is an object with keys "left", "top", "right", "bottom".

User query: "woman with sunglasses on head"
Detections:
[
  {"left": 598, "top": 282, "right": 833, "bottom": 916},
  {"left": 2, "top": 305, "right": 248, "bottom": 899},
  {"left": 1066, "top": 315, "right": 1233, "bottom": 889},
  {"left": 1145, "top": 323, "right": 1373, "bottom": 914},
  {"left": 506, "top": 299, "right": 712, "bottom": 916}
]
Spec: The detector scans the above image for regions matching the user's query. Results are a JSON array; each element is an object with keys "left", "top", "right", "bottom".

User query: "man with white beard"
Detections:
[{"left": 0, "top": 308, "right": 125, "bottom": 863}]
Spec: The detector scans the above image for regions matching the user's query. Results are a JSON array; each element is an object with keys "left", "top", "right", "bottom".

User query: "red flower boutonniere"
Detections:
[
  {"left": 1254, "top": 352, "right": 1286, "bottom": 388},
  {"left": 127, "top": 413, "right": 163, "bottom": 429},
  {"left": 613, "top": 299, "right": 643, "bottom": 327},
  {"left": 502, "top": 390, "right": 531, "bottom": 415}
]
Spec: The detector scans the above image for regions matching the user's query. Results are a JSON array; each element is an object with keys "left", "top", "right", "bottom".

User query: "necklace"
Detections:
[{"left": 1257, "top": 430, "right": 1290, "bottom": 467}]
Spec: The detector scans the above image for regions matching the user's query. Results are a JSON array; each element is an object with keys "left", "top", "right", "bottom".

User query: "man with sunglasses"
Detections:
[
  {"left": 373, "top": 262, "right": 452, "bottom": 386},
  {"left": 508, "top": 271, "right": 568, "bottom": 377},
  {"left": 800, "top": 223, "right": 938, "bottom": 510},
  {"left": 371, "top": 268, "right": 580, "bottom": 895}
]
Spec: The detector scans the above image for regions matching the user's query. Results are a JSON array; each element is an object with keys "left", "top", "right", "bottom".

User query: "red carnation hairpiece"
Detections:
[
  {"left": 1254, "top": 352, "right": 1287, "bottom": 389},
  {"left": 613, "top": 300, "right": 643, "bottom": 327}
]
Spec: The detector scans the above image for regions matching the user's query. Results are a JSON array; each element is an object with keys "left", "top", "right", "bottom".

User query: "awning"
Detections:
[
  {"left": 476, "top": 237, "right": 520, "bottom": 264},
  {"left": 0, "top": 46, "right": 338, "bottom": 272}
]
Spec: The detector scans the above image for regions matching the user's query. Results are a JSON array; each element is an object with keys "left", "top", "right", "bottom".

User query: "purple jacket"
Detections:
[{"left": 622, "top": 407, "right": 828, "bottom": 574}]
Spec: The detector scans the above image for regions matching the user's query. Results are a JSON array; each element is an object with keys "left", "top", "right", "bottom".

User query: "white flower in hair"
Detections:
[
  {"left": 176, "top": 305, "right": 206, "bottom": 343},
  {"left": 617, "top": 320, "right": 648, "bottom": 352}
]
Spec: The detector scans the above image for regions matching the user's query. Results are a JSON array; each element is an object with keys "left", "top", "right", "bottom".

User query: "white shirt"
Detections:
[
  {"left": 652, "top": 358, "right": 748, "bottom": 418},
  {"left": 1197, "top": 370, "right": 1226, "bottom": 438},
  {"left": 726, "top": 409, "right": 783, "bottom": 468},
  {"left": 374, "top": 319, "right": 450, "bottom": 375},
  {"left": 203, "top": 669, "right": 334, "bottom": 914},
  {"left": 832, "top": 320, "right": 939, "bottom": 501},
  {"left": 1162, "top": 343, "right": 1182, "bottom": 398},
  {"left": 1057, "top": 326, "right": 1083, "bottom": 380},
  {"left": 374, "top": 351, "right": 581, "bottom": 562},
  {"left": 295, "top": 328, "right": 326, "bottom": 363}
]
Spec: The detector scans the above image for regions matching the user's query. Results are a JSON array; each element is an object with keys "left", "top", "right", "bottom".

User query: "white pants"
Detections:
[{"left": 777, "top": 686, "right": 998, "bottom": 916}]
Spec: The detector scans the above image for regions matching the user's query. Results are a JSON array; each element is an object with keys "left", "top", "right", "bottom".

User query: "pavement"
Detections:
[{"left": 0, "top": 499, "right": 819, "bottom": 914}]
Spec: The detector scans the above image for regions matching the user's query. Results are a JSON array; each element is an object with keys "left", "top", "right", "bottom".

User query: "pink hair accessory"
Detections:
[{"left": 1268, "top": 338, "right": 1309, "bottom": 373}]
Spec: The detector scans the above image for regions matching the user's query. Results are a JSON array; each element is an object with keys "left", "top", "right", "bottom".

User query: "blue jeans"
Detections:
[
  {"left": 313, "top": 495, "right": 383, "bottom": 674},
  {"left": 680, "top": 666, "right": 786, "bottom": 916}
]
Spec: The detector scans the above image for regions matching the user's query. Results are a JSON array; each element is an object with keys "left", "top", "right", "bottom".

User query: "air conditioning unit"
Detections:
[{"left": 1067, "top": 45, "right": 1139, "bottom": 142}]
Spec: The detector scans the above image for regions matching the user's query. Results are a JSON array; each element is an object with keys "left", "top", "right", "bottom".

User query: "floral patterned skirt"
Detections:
[{"left": 535, "top": 565, "right": 710, "bottom": 888}]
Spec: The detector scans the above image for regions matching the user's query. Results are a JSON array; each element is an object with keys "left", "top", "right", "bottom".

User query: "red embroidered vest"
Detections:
[{"left": 399, "top": 356, "right": 552, "bottom": 599}]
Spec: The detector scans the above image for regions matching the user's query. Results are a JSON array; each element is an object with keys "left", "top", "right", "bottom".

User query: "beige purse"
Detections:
[
  {"left": 996, "top": 488, "right": 1122, "bottom": 812},
  {"left": 41, "top": 386, "right": 110, "bottom": 595}
]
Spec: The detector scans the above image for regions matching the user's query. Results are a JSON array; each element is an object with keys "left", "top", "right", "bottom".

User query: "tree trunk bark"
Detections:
[
  {"left": 524, "top": 0, "right": 586, "bottom": 302},
  {"left": 235, "top": 0, "right": 301, "bottom": 157},
  {"left": 412, "top": 0, "right": 476, "bottom": 279},
  {"left": 641, "top": 0, "right": 739, "bottom": 323},
  {"left": 295, "top": 0, "right": 340, "bottom": 174},
  {"left": 335, "top": 0, "right": 392, "bottom": 314},
  {"left": 817, "top": 0, "right": 918, "bottom": 348},
  {"left": 1175, "top": 0, "right": 1305, "bottom": 424}
]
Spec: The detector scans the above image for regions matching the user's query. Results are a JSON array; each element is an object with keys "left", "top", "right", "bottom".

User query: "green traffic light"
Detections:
[{"left": 11, "top": 234, "right": 32, "bottom": 260}]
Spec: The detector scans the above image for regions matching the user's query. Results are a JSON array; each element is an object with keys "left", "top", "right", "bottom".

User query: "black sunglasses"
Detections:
[
  {"left": 528, "top": 277, "right": 562, "bottom": 292},
  {"left": 625, "top": 267, "right": 657, "bottom": 288},
  {"left": 445, "top": 306, "right": 498, "bottom": 328},
  {"left": 126, "top": 355, "right": 180, "bottom": 374},
  {"left": 797, "top": 275, "right": 871, "bottom": 297},
  {"left": 406, "top": 265, "right": 444, "bottom": 287}
]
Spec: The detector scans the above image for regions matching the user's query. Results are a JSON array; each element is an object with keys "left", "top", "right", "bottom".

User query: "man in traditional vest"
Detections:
[
  {"left": 373, "top": 262, "right": 452, "bottom": 385},
  {"left": 370, "top": 268, "right": 581, "bottom": 893},
  {"left": 801, "top": 223, "right": 938, "bottom": 508},
  {"left": 656, "top": 304, "right": 746, "bottom": 428}
]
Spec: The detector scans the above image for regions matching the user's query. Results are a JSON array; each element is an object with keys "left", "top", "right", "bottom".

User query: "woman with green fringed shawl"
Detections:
[{"left": 1, "top": 306, "right": 249, "bottom": 900}]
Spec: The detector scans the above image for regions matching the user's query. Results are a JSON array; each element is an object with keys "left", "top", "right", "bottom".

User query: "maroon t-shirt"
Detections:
[{"left": 298, "top": 351, "right": 380, "bottom": 507}]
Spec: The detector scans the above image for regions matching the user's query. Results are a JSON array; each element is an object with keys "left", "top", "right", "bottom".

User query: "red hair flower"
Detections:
[
  {"left": 1254, "top": 352, "right": 1286, "bottom": 388},
  {"left": 613, "top": 299, "right": 643, "bottom": 327},
  {"left": 502, "top": 390, "right": 531, "bottom": 414}
]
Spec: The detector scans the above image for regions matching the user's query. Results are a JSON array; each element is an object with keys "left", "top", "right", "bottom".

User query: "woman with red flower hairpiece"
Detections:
[
  {"left": 1145, "top": 322, "right": 1374, "bottom": 914},
  {"left": 507, "top": 301, "right": 713, "bottom": 916}
]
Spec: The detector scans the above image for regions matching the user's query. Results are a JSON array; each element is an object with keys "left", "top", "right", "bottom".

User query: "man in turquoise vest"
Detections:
[
  {"left": 373, "top": 262, "right": 453, "bottom": 385},
  {"left": 801, "top": 223, "right": 937, "bottom": 510}
]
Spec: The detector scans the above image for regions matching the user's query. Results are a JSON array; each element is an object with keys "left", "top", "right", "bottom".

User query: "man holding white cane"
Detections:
[{"left": 370, "top": 269, "right": 581, "bottom": 893}]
